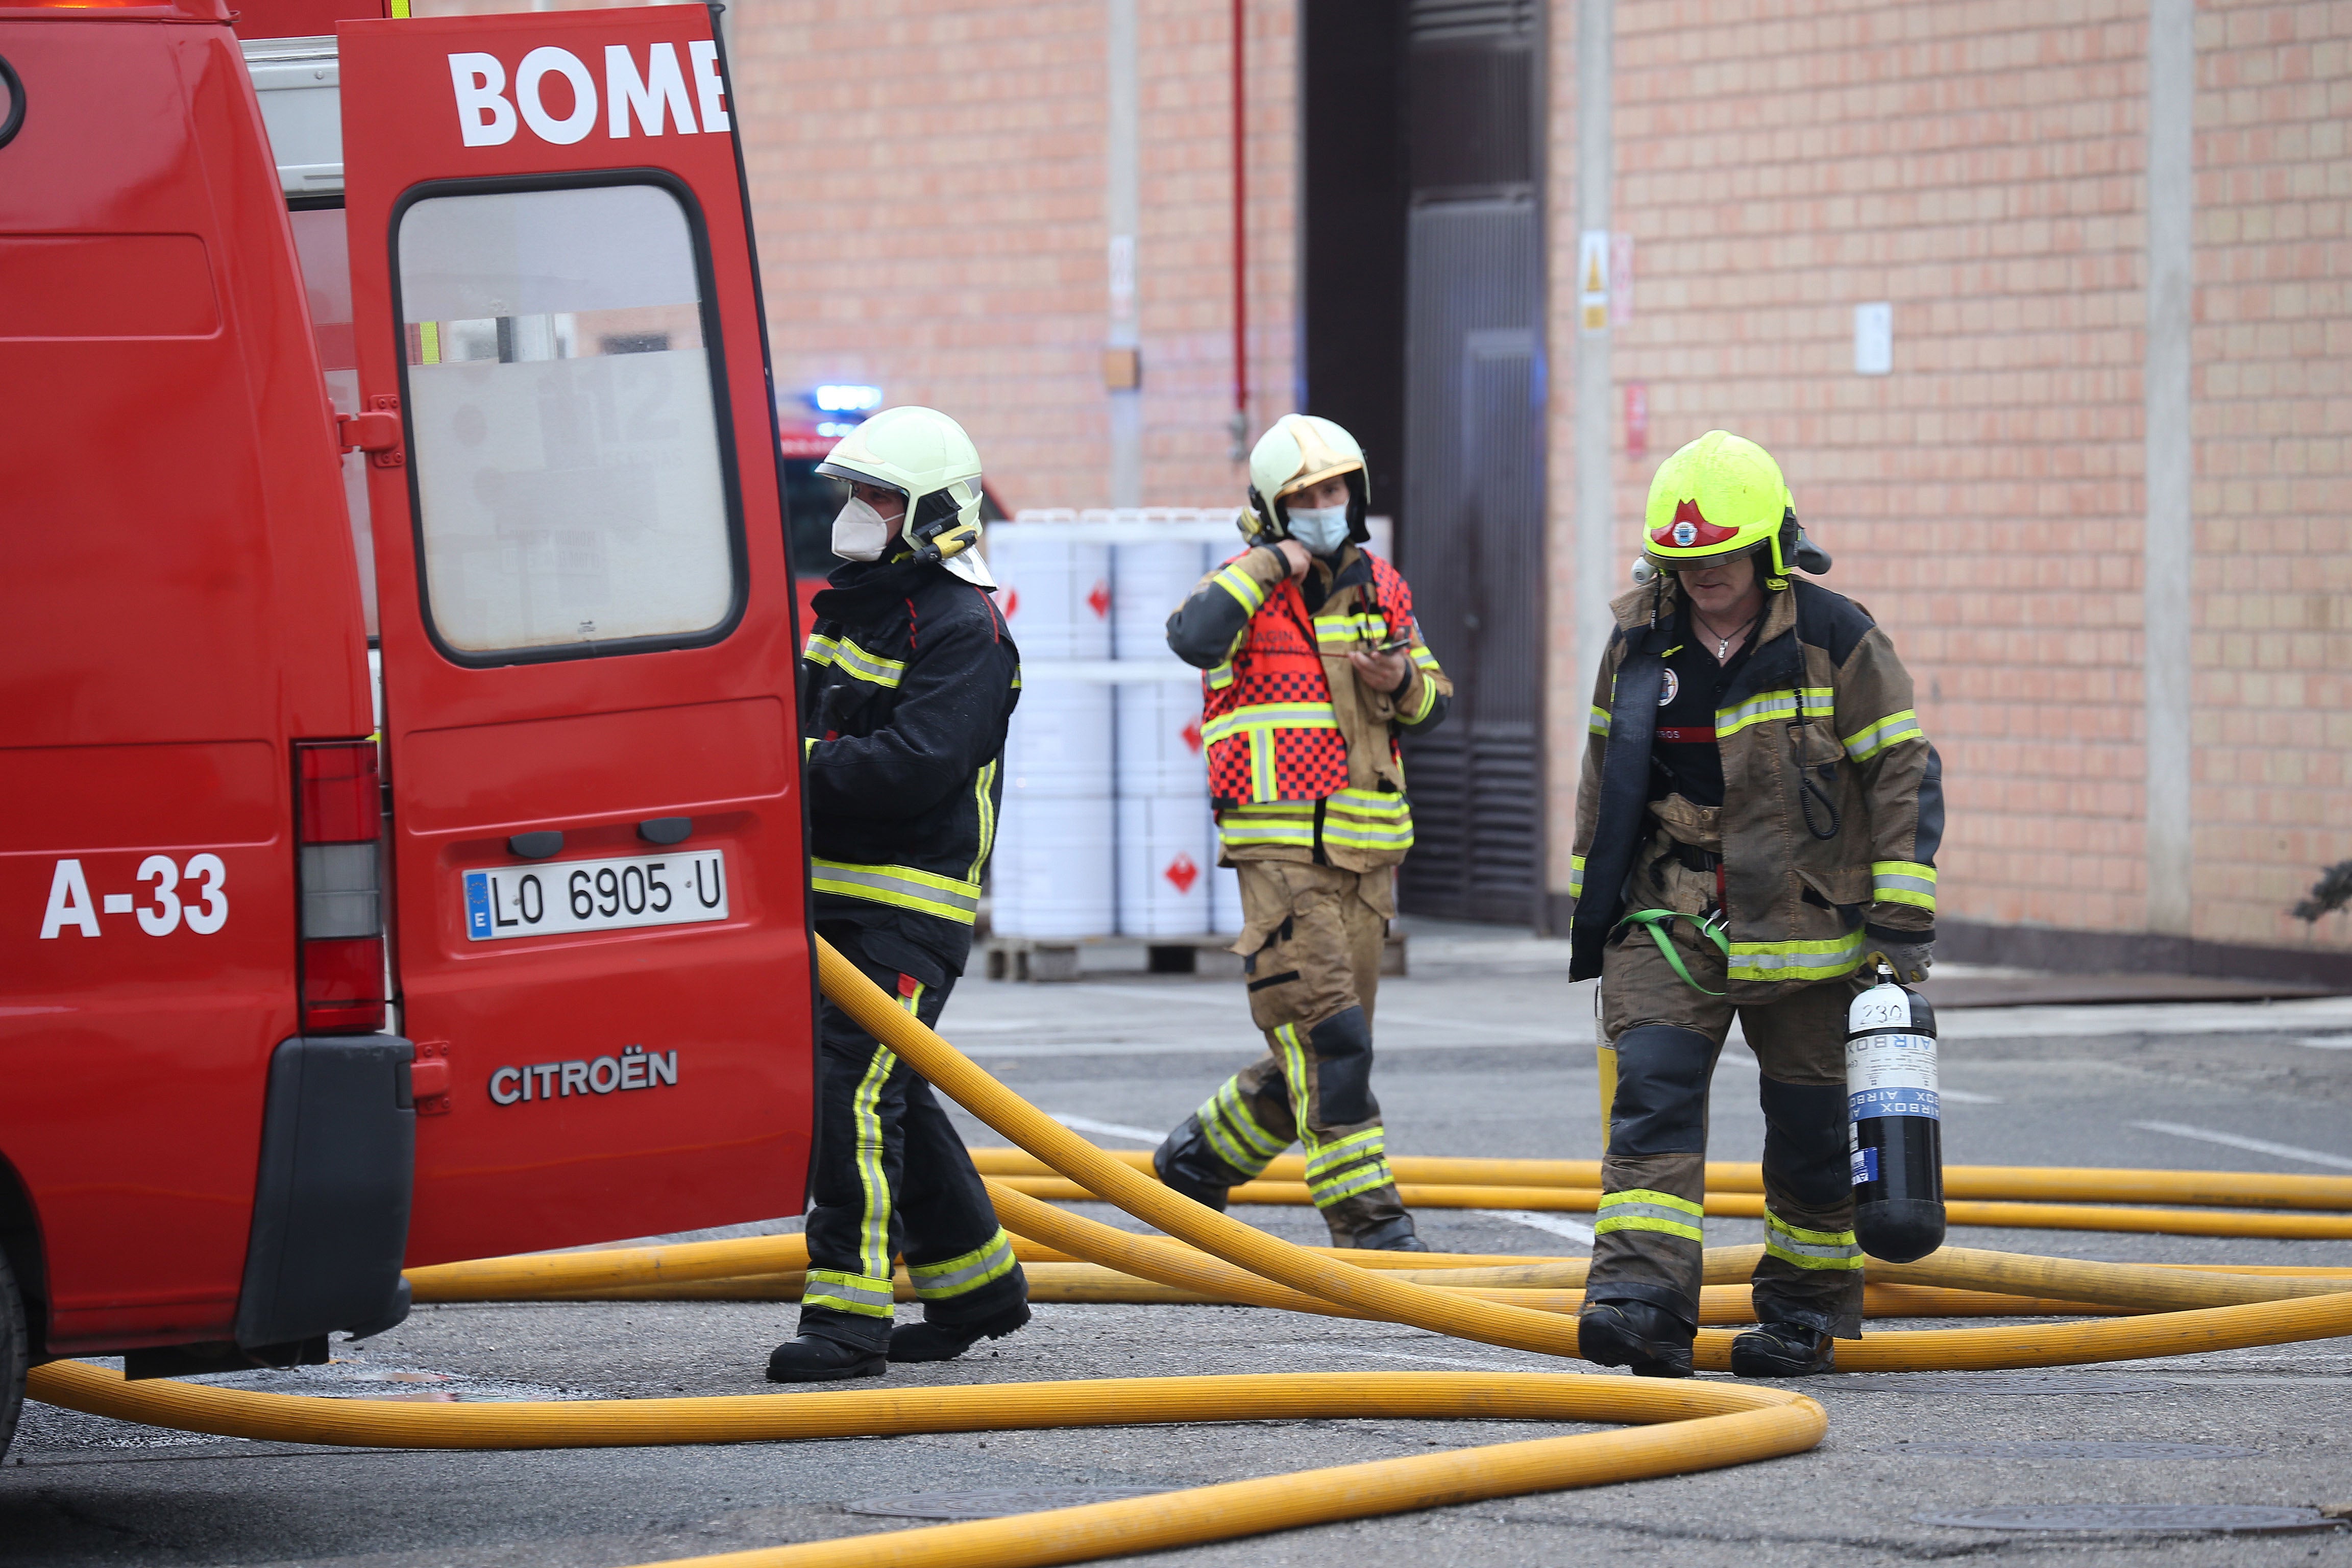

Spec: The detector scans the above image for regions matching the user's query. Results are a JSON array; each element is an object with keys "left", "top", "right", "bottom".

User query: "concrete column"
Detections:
[
  {"left": 1573, "top": 0, "right": 1615, "bottom": 693},
  {"left": 2143, "top": 0, "right": 2194, "bottom": 935},
  {"left": 1107, "top": 0, "right": 1142, "bottom": 507}
]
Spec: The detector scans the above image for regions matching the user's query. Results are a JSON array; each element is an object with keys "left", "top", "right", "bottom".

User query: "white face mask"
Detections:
[
  {"left": 831, "top": 497, "right": 895, "bottom": 561},
  {"left": 1286, "top": 504, "right": 1351, "bottom": 557}
]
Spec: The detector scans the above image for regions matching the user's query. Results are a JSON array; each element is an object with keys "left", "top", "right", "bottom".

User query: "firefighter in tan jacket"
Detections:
[
  {"left": 1567, "top": 430, "right": 1943, "bottom": 1379},
  {"left": 1148, "top": 415, "right": 1454, "bottom": 1251}
]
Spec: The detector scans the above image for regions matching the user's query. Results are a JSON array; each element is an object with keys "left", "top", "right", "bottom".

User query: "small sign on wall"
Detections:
[
  {"left": 1579, "top": 230, "right": 1610, "bottom": 332},
  {"left": 1855, "top": 302, "right": 1893, "bottom": 375}
]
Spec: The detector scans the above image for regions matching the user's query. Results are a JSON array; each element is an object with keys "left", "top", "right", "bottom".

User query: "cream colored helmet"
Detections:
[
  {"left": 816, "top": 405, "right": 994, "bottom": 587},
  {"left": 1239, "top": 413, "right": 1369, "bottom": 547}
]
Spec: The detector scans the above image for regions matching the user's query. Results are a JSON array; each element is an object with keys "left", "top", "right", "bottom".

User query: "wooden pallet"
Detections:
[{"left": 981, "top": 930, "right": 1408, "bottom": 984}]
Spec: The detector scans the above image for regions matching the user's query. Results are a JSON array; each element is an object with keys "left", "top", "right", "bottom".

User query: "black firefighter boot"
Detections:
[
  {"left": 889, "top": 1300, "right": 1032, "bottom": 1363},
  {"left": 1577, "top": 1298, "right": 1696, "bottom": 1379},
  {"left": 1346, "top": 1212, "right": 1430, "bottom": 1253},
  {"left": 766, "top": 1329, "right": 886, "bottom": 1384},
  {"left": 1153, "top": 1114, "right": 1247, "bottom": 1211},
  {"left": 1731, "top": 1316, "right": 1837, "bottom": 1378}
]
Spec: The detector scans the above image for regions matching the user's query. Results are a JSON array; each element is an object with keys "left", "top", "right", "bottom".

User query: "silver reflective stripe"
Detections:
[
  {"left": 1594, "top": 1200, "right": 1703, "bottom": 1228},
  {"left": 808, "top": 860, "right": 983, "bottom": 921},
  {"left": 908, "top": 1233, "right": 1017, "bottom": 1298}
]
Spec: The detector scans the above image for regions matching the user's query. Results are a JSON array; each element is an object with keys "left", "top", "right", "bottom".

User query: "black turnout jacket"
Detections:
[{"left": 800, "top": 556, "right": 1019, "bottom": 983}]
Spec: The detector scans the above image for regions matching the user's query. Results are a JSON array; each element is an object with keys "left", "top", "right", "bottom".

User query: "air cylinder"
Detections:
[{"left": 1845, "top": 967, "right": 1945, "bottom": 1262}]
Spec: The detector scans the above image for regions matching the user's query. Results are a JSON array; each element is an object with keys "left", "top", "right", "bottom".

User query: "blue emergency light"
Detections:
[{"left": 812, "top": 384, "right": 884, "bottom": 413}]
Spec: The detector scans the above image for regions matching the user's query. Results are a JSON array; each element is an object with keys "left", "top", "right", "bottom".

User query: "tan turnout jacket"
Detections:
[{"left": 1568, "top": 575, "right": 1942, "bottom": 1001}]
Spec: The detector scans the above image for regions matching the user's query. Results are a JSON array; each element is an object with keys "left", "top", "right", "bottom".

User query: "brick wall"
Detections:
[
  {"left": 1548, "top": 0, "right": 2349, "bottom": 959},
  {"left": 2189, "top": 0, "right": 2352, "bottom": 949},
  {"left": 729, "top": 0, "right": 1293, "bottom": 515}
]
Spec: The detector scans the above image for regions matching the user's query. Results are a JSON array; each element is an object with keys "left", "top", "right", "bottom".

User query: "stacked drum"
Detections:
[
  {"left": 988, "top": 524, "right": 1116, "bottom": 939},
  {"left": 986, "top": 511, "right": 1244, "bottom": 944},
  {"left": 1112, "top": 533, "right": 1216, "bottom": 938}
]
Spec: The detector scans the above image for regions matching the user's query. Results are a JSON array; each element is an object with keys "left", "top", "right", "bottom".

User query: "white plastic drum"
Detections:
[
  {"left": 993, "top": 674, "right": 1114, "bottom": 939},
  {"left": 991, "top": 789, "right": 1115, "bottom": 939},
  {"left": 1111, "top": 536, "right": 1211, "bottom": 660},
  {"left": 989, "top": 526, "right": 1111, "bottom": 660},
  {"left": 1209, "top": 858, "right": 1244, "bottom": 936},
  {"left": 1115, "top": 793, "right": 1214, "bottom": 937},
  {"left": 1114, "top": 681, "right": 1208, "bottom": 797},
  {"left": 1003, "top": 679, "right": 1113, "bottom": 799}
]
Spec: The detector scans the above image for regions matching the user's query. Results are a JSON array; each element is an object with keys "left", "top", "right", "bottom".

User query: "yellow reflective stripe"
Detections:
[
  {"left": 1714, "top": 687, "right": 1835, "bottom": 740},
  {"left": 803, "top": 633, "right": 906, "bottom": 689},
  {"left": 1303, "top": 1125, "right": 1385, "bottom": 1175},
  {"left": 1198, "top": 704, "right": 1342, "bottom": 744},
  {"left": 1212, "top": 564, "right": 1267, "bottom": 614},
  {"left": 1324, "top": 789, "right": 1416, "bottom": 849},
  {"left": 1595, "top": 1188, "right": 1705, "bottom": 1242},
  {"left": 1404, "top": 670, "right": 1439, "bottom": 723},
  {"left": 906, "top": 1228, "right": 1018, "bottom": 1299},
  {"left": 1600, "top": 1187, "right": 1703, "bottom": 1218},
  {"left": 1327, "top": 789, "right": 1408, "bottom": 819},
  {"left": 830, "top": 636, "right": 905, "bottom": 688},
  {"left": 1198, "top": 1075, "right": 1288, "bottom": 1170},
  {"left": 1589, "top": 705, "right": 1611, "bottom": 737},
  {"left": 1216, "top": 814, "right": 1316, "bottom": 848},
  {"left": 1309, "top": 1159, "right": 1395, "bottom": 1206},
  {"left": 1410, "top": 645, "right": 1440, "bottom": 672},
  {"left": 1594, "top": 1212, "right": 1706, "bottom": 1243},
  {"left": 848, "top": 1047, "right": 897, "bottom": 1280},
  {"left": 803, "top": 1268, "right": 896, "bottom": 1317},
  {"left": 968, "top": 760, "right": 998, "bottom": 881},
  {"left": 811, "top": 860, "right": 983, "bottom": 924},
  {"left": 1250, "top": 727, "right": 1276, "bottom": 800},
  {"left": 1871, "top": 859, "right": 1937, "bottom": 911},
  {"left": 1725, "top": 929, "right": 1865, "bottom": 982},
  {"left": 1569, "top": 853, "right": 1586, "bottom": 898},
  {"left": 1206, "top": 662, "right": 1237, "bottom": 690},
  {"left": 1312, "top": 611, "right": 1386, "bottom": 647},
  {"left": 1843, "top": 709, "right": 1923, "bottom": 762},
  {"left": 803, "top": 736, "right": 817, "bottom": 759},
  {"left": 1765, "top": 1211, "right": 1865, "bottom": 1271}
]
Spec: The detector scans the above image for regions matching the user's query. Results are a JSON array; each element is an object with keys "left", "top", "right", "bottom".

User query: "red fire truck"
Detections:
[{"left": 0, "top": 0, "right": 817, "bottom": 1450}]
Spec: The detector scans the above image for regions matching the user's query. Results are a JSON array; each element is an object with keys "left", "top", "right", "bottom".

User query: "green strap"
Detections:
[{"left": 1618, "top": 908, "right": 1731, "bottom": 996}]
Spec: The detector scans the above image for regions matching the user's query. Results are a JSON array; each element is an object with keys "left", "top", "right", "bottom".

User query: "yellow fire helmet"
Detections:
[
  {"left": 816, "top": 405, "right": 993, "bottom": 587},
  {"left": 1239, "top": 413, "right": 1369, "bottom": 547},
  {"left": 1640, "top": 429, "right": 1822, "bottom": 589}
]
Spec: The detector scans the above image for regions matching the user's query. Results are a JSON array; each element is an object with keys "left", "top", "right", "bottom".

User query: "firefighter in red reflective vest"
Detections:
[
  {"left": 1148, "top": 415, "right": 1454, "bottom": 1251},
  {"left": 767, "top": 407, "right": 1028, "bottom": 1383}
]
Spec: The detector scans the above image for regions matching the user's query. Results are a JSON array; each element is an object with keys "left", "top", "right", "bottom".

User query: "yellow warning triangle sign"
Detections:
[{"left": 1586, "top": 254, "right": 1604, "bottom": 292}]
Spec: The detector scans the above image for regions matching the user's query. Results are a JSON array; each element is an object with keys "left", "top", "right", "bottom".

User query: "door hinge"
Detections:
[
  {"left": 336, "top": 395, "right": 405, "bottom": 468},
  {"left": 410, "top": 1039, "right": 452, "bottom": 1116}
]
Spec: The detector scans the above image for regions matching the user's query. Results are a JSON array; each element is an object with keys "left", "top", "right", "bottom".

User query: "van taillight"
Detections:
[{"left": 296, "top": 741, "right": 384, "bottom": 1034}]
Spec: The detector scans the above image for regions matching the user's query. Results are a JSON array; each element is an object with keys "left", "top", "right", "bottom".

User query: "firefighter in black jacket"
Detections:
[{"left": 767, "top": 406, "right": 1028, "bottom": 1383}]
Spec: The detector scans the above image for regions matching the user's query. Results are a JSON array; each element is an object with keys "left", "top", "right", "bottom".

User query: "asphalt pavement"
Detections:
[{"left": 9, "top": 920, "right": 2352, "bottom": 1566}]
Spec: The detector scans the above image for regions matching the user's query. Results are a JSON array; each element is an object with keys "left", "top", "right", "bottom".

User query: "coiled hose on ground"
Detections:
[{"left": 25, "top": 935, "right": 2352, "bottom": 1568}]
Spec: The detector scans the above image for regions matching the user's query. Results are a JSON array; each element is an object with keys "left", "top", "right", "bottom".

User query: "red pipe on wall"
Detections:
[{"left": 1231, "top": 0, "right": 1247, "bottom": 444}]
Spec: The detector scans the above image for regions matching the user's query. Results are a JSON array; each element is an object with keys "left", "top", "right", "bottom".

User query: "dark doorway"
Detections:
[{"left": 1303, "top": 0, "right": 1548, "bottom": 927}]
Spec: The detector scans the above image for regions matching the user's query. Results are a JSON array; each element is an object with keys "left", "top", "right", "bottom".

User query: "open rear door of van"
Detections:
[{"left": 340, "top": 6, "right": 812, "bottom": 1266}]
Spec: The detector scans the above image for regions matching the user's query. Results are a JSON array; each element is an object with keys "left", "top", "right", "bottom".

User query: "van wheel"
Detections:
[{"left": 0, "top": 1244, "right": 23, "bottom": 1460}]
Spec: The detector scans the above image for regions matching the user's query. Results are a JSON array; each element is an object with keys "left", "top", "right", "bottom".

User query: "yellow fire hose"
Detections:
[
  {"left": 979, "top": 1167, "right": 2352, "bottom": 1240},
  {"left": 23, "top": 935, "right": 2352, "bottom": 1568},
  {"left": 968, "top": 1146, "right": 2352, "bottom": 1212}
]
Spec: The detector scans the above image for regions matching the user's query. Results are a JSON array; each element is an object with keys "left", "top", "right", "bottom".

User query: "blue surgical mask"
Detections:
[{"left": 1286, "top": 505, "right": 1351, "bottom": 557}]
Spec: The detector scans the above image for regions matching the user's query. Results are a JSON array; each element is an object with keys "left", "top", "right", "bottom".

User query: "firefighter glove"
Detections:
[{"left": 1863, "top": 927, "right": 1933, "bottom": 985}]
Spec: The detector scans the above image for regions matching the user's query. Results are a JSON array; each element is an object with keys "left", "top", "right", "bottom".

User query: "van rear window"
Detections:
[{"left": 394, "top": 179, "right": 741, "bottom": 660}]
